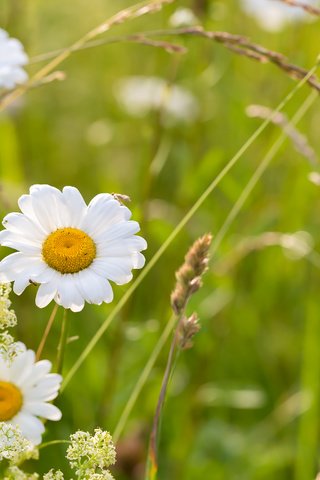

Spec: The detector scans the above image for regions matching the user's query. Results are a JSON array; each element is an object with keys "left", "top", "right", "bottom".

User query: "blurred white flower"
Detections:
[
  {"left": 0, "top": 185, "right": 147, "bottom": 312},
  {"left": 0, "top": 29, "right": 28, "bottom": 89},
  {"left": 241, "top": 0, "right": 316, "bottom": 32},
  {"left": 280, "top": 231, "right": 313, "bottom": 259},
  {"left": 0, "top": 344, "right": 61, "bottom": 445},
  {"left": 115, "top": 76, "right": 199, "bottom": 124},
  {"left": 169, "top": 7, "right": 199, "bottom": 27}
]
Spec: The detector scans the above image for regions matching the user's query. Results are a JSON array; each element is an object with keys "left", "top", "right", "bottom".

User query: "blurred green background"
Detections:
[{"left": 1, "top": 0, "right": 320, "bottom": 478}]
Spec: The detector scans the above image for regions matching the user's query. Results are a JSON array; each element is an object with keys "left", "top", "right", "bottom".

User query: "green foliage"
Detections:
[{"left": 1, "top": 1, "right": 320, "bottom": 479}]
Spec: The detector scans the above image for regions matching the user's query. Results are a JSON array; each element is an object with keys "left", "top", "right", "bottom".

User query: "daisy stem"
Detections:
[
  {"left": 36, "top": 303, "right": 59, "bottom": 361},
  {"left": 56, "top": 308, "right": 69, "bottom": 374}
]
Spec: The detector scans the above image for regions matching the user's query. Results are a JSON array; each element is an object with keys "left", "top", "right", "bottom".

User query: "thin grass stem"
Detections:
[
  {"left": 294, "top": 268, "right": 320, "bottom": 479},
  {"left": 38, "top": 439, "right": 70, "bottom": 450},
  {"left": 113, "top": 314, "right": 176, "bottom": 442},
  {"left": 56, "top": 309, "right": 69, "bottom": 375},
  {"left": 36, "top": 303, "right": 59, "bottom": 361},
  {"left": 145, "top": 322, "right": 181, "bottom": 480},
  {"left": 211, "top": 90, "right": 318, "bottom": 256}
]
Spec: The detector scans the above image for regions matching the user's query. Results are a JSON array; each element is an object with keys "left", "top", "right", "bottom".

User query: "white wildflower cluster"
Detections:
[
  {"left": 4, "top": 465, "right": 39, "bottom": 480},
  {"left": 0, "top": 29, "right": 28, "bottom": 89},
  {"left": 43, "top": 470, "right": 64, "bottom": 480},
  {"left": 66, "top": 428, "right": 116, "bottom": 480},
  {"left": 0, "top": 283, "right": 17, "bottom": 329},
  {"left": 0, "top": 283, "right": 22, "bottom": 363},
  {"left": 0, "top": 422, "right": 36, "bottom": 464}
]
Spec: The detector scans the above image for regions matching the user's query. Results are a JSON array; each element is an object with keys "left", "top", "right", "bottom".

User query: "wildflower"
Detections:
[
  {"left": 66, "top": 428, "right": 116, "bottom": 479},
  {"left": 0, "top": 343, "right": 61, "bottom": 445},
  {"left": 0, "top": 29, "right": 28, "bottom": 89},
  {"left": 241, "top": 0, "right": 316, "bottom": 32},
  {"left": 0, "top": 185, "right": 147, "bottom": 312},
  {"left": 0, "top": 283, "right": 22, "bottom": 363},
  {"left": 43, "top": 471, "right": 64, "bottom": 480},
  {"left": 169, "top": 7, "right": 198, "bottom": 27},
  {"left": 4, "top": 466, "right": 39, "bottom": 480},
  {"left": 0, "top": 283, "right": 16, "bottom": 330},
  {"left": 0, "top": 422, "right": 37, "bottom": 464},
  {"left": 115, "top": 76, "right": 199, "bottom": 124}
]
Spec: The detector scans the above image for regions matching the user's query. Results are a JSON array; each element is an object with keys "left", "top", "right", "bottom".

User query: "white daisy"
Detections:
[
  {"left": 0, "top": 344, "right": 61, "bottom": 445},
  {"left": 0, "top": 29, "right": 28, "bottom": 89},
  {"left": 115, "top": 76, "right": 199, "bottom": 124},
  {"left": 0, "top": 185, "right": 147, "bottom": 312}
]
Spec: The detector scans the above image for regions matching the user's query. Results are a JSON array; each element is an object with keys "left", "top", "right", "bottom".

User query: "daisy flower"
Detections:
[
  {"left": 0, "top": 29, "right": 28, "bottom": 89},
  {"left": 0, "top": 344, "right": 62, "bottom": 445},
  {"left": 0, "top": 185, "right": 147, "bottom": 312}
]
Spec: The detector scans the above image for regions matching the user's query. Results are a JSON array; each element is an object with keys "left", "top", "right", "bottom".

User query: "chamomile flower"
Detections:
[
  {"left": 0, "top": 29, "right": 28, "bottom": 89},
  {"left": 0, "top": 185, "right": 147, "bottom": 312},
  {"left": 0, "top": 344, "right": 61, "bottom": 445}
]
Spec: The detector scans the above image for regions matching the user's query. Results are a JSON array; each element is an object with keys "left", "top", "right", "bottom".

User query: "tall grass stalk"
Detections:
[
  {"left": 61, "top": 59, "right": 319, "bottom": 392},
  {"left": 211, "top": 89, "right": 318, "bottom": 257},
  {"left": 294, "top": 270, "right": 320, "bottom": 479},
  {"left": 36, "top": 303, "right": 59, "bottom": 360},
  {"left": 113, "top": 314, "right": 176, "bottom": 442}
]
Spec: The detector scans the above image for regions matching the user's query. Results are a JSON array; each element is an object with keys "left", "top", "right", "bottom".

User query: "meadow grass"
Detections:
[{"left": 1, "top": 1, "right": 320, "bottom": 478}]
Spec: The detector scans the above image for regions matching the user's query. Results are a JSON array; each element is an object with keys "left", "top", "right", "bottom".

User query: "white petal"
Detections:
[
  {"left": 18, "top": 194, "right": 47, "bottom": 232},
  {"left": 81, "top": 194, "right": 131, "bottom": 236},
  {"left": 91, "top": 257, "right": 134, "bottom": 285},
  {"left": 0, "top": 230, "right": 42, "bottom": 253},
  {"left": 2, "top": 212, "right": 47, "bottom": 241},
  {"left": 132, "top": 251, "right": 146, "bottom": 268},
  {"left": 13, "top": 276, "right": 33, "bottom": 295},
  {"left": 10, "top": 350, "right": 35, "bottom": 386},
  {"left": 55, "top": 274, "right": 85, "bottom": 311},
  {"left": 76, "top": 269, "right": 114, "bottom": 304},
  {"left": 20, "top": 360, "right": 52, "bottom": 389},
  {"left": 62, "top": 186, "right": 87, "bottom": 226},
  {"left": 12, "top": 411, "right": 45, "bottom": 445},
  {"left": 30, "top": 185, "right": 67, "bottom": 231},
  {"left": 24, "top": 402, "right": 62, "bottom": 421},
  {"left": 98, "top": 236, "right": 147, "bottom": 256},
  {"left": 35, "top": 278, "right": 59, "bottom": 308},
  {"left": 94, "top": 220, "right": 140, "bottom": 243}
]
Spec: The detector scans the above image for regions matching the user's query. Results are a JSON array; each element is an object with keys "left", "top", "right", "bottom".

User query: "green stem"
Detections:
[
  {"left": 39, "top": 439, "right": 70, "bottom": 450},
  {"left": 145, "top": 319, "right": 181, "bottom": 480},
  {"left": 36, "top": 303, "right": 59, "bottom": 361},
  {"left": 113, "top": 314, "right": 176, "bottom": 442},
  {"left": 294, "top": 267, "right": 320, "bottom": 479},
  {"left": 56, "top": 309, "right": 69, "bottom": 375}
]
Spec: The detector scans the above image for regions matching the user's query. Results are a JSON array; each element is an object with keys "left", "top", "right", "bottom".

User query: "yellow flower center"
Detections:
[
  {"left": 42, "top": 227, "right": 96, "bottom": 274},
  {"left": 0, "top": 381, "right": 23, "bottom": 421}
]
